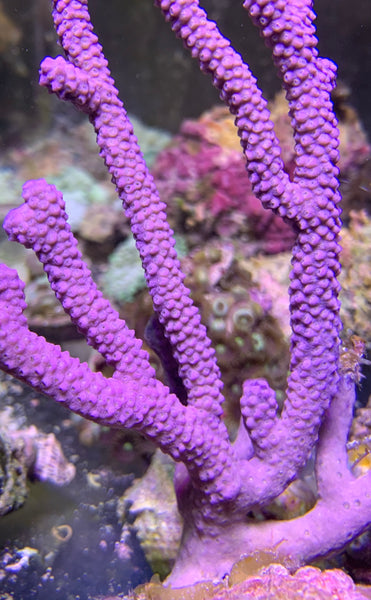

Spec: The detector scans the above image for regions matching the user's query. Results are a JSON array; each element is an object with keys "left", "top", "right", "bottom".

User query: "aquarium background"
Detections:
[{"left": 1, "top": 0, "right": 371, "bottom": 140}]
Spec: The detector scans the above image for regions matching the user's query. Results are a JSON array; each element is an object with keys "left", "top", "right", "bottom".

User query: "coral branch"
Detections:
[
  {"left": 240, "top": 378, "right": 279, "bottom": 458},
  {"left": 155, "top": 0, "right": 342, "bottom": 505},
  {"left": 4, "top": 179, "right": 155, "bottom": 384},
  {"left": 0, "top": 263, "right": 240, "bottom": 517},
  {"left": 38, "top": 0, "right": 225, "bottom": 417}
]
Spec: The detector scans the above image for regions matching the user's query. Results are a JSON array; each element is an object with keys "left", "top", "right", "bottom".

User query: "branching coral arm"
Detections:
[
  {"left": 37, "top": 0, "right": 225, "bottom": 417},
  {"left": 216, "top": 378, "right": 371, "bottom": 572},
  {"left": 242, "top": 0, "right": 342, "bottom": 487},
  {"left": 0, "top": 263, "right": 240, "bottom": 515},
  {"left": 3, "top": 179, "right": 156, "bottom": 384},
  {"left": 245, "top": 0, "right": 340, "bottom": 195},
  {"left": 239, "top": 475, "right": 371, "bottom": 573},
  {"left": 243, "top": 377, "right": 371, "bottom": 569},
  {"left": 155, "top": 0, "right": 342, "bottom": 502},
  {"left": 155, "top": 0, "right": 294, "bottom": 218}
]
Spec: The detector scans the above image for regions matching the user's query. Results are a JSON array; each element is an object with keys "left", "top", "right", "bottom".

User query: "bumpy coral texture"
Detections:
[
  {"left": 153, "top": 97, "right": 369, "bottom": 254},
  {"left": 181, "top": 241, "right": 291, "bottom": 430},
  {"left": 0, "top": 0, "right": 343, "bottom": 519},
  {"left": 9, "top": 0, "right": 334, "bottom": 504},
  {"left": 2, "top": 0, "right": 371, "bottom": 590},
  {"left": 154, "top": 0, "right": 342, "bottom": 495},
  {"left": 39, "top": 1, "right": 225, "bottom": 419},
  {"left": 2, "top": 181, "right": 240, "bottom": 518}
]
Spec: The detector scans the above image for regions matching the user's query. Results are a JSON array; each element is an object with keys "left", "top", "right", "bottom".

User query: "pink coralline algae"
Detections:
[
  {"left": 212, "top": 564, "right": 370, "bottom": 600},
  {"left": 0, "top": 0, "right": 371, "bottom": 592},
  {"left": 153, "top": 103, "right": 297, "bottom": 253}
]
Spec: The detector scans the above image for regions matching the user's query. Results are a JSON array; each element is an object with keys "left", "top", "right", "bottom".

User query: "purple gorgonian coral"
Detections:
[{"left": 0, "top": 0, "right": 370, "bottom": 591}]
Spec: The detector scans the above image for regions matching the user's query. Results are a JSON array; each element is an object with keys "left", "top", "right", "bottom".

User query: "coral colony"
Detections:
[{"left": 0, "top": 0, "right": 370, "bottom": 591}]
